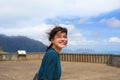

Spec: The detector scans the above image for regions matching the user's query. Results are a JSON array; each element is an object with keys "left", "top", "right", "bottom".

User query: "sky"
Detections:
[{"left": 0, "top": 0, "right": 120, "bottom": 53}]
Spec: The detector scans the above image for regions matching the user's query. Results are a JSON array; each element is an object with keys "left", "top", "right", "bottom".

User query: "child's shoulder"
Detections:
[{"left": 46, "top": 48, "right": 58, "bottom": 57}]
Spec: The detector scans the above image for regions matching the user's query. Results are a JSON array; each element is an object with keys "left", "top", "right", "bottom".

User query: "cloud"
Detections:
[
  {"left": 0, "top": 24, "right": 51, "bottom": 43},
  {"left": 108, "top": 37, "right": 120, "bottom": 43},
  {"left": 47, "top": 24, "right": 88, "bottom": 45},
  {"left": 0, "top": 23, "right": 97, "bottom": 46},
  {"left": 0, "top": 0, "right": 120, "bottom": 27},
  {"left": 0, "top": 0, "right": 120, "bottom": 48},
  {"left": 107, "top": 17, "right": 120, "bottom": 27},
  {"left": 100, "top": 17, "right": 120, "bottom": 27},
  {"left": 58, "top": 24, "right": 99, "bottom": 46},
  {"left": 74, "top": 18, "right": 90, "bottom": 24}
]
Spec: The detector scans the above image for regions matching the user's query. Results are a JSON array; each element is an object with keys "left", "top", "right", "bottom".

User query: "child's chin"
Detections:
[{"left": 60, "top": 45, "right": 66, "bottom": 48}]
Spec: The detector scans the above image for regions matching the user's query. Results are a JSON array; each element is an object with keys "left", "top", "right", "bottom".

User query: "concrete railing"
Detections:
[
  {"left": 0, "top": 53, "right": 120, "bottom": 67},
  {"left": 0, "top": 52, "right": 44, "bottom": 61},
  {"left": 110, "top": 54, "right": 120, "bottom": 68},
  {"left": 60, "top": 53, "right": 120, "bottom": 67},
  {"left": 60, "top": 54, "right": 111, "bottom": 64}
]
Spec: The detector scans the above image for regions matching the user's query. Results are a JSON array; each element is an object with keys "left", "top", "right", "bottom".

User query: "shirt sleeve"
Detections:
[{"left": 37, "top": 53, "right": 57, "bottom": 80}]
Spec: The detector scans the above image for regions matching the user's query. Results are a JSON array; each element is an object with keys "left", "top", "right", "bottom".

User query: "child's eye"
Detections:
[{"left": 63, "top": 35, "right": 67, "bottom": 38}]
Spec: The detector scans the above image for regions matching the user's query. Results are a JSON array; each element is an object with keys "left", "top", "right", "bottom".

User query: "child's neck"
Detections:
[{"left": 52, "top": 46, "right": 61, "bottom": 53}]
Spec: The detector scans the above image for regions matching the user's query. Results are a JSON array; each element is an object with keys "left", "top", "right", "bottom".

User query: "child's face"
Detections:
[{"left": 52, "top": 31, "right": 68, "bottom": 49}]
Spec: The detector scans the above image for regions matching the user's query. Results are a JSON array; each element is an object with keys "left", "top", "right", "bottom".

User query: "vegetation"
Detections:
[{"left": 0, "top": 50, "right": 8, "bottom": 54}]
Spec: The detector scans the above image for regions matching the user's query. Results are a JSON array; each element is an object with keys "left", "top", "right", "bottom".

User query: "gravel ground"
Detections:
[{"left": 0, "top": 60, "right": 120, "bottom": 80}]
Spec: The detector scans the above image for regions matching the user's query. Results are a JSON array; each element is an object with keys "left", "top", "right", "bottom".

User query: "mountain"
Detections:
[{"left": 0, "top": 34, "right": 47, "bottom": 52}]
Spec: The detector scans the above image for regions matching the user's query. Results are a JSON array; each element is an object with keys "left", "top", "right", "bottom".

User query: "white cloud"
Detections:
[
  {"left": 58, "top": 24, "right": 98, "bottom": 46},
  {"left": 0, "top": 0, "right": 120, "bottom": 25},
  {"left": 107, "top": 17, "right": 120, "bottom": 27},
  {"left": 0, "top": 0, "right": 120, "bottom": 51},
  {"left": 109, "top": 37, "right": 120, "bottom": 43},
  {"left": 0, "top": 24, "right": 51, "bottom": 44},
  {"left": 76, "top": 18, "right": 89, "bottom": 24},
  {"left": 0, "top": 23, "right": 98, "bottom": 46},
  {"left": 100, "top": 17, "right": 120, "bottom": 27},
  {"left": 60, "top": 0, "right": 120, "bottom": 17}
]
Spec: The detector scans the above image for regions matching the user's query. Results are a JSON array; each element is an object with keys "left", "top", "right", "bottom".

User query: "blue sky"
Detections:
[{"left": 0, "top": 0, "right": 120, "bottom": 53}]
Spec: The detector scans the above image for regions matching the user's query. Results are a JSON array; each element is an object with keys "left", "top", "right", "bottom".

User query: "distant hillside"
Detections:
[{"left": 0, "top": 34, "right": 47, "bottom": 52}]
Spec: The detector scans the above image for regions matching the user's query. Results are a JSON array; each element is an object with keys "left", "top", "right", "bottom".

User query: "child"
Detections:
[{"left": 37, "top": 26, "right": 68, "bottom": 80}]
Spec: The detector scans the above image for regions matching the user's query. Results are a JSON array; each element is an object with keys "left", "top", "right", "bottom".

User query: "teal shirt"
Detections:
[{"left": 37, "top": 48, "right": 62, "bottom": 80}]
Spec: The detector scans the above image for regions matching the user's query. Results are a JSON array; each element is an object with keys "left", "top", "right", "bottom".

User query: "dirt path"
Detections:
[{"left": 0, "top": 60, "right": 120, "bottom": 80}]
